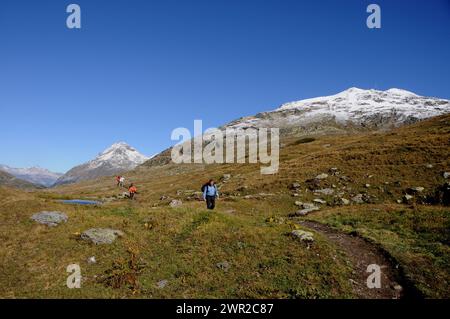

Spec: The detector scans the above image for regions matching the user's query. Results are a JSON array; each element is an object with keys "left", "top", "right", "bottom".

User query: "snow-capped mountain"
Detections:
[
  {"left": 223, "top": 87, "right": 450, "bottom": 132},
  {"left": 54, "top": 142, "right": 149, "bottom": 186},
  {"left": 145, "top": 87, "right": 450, "bottom": 168},
  {"left": 0, "top": 165, "right": 62, "bottom": 187}
]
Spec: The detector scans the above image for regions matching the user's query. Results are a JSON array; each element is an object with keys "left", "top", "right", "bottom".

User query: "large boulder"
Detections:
[
  {"left": 81, "top": 228, "right": 124, "bottom": 245},
  {"left": 31, "top": 211, "right": 68, "bottom": 227}
]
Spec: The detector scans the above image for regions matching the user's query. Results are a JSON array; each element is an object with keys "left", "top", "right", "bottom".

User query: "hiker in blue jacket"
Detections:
[{"left": 202, "top": 179, "right": 219, "bottom": 210}]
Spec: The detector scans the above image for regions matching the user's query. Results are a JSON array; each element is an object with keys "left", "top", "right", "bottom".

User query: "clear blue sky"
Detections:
[{"left": 1, "top": 0, "right": 449, "bottom": 173}]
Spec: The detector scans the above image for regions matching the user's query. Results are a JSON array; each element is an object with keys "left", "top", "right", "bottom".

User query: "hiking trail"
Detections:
[{"left": 298, "top": 220, "right": 422, "bottom": 299}]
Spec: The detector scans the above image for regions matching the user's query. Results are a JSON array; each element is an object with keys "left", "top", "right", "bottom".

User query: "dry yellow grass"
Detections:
[{"left": 1, "top": 114, "right": 449, "bottom": 298}]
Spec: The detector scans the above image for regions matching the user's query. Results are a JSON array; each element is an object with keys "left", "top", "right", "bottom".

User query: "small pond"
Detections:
[{"left": 60, "top": 199, "right": 102, "bottom": 205}]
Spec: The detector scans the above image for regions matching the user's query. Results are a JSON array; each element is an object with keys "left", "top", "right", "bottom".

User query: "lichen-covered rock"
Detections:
[
  {"left": 81, "top": 228, "right": 124, "bottom": 245},
  {"left": 31, "top": 211, "right": 68, "bottom": 227},
  {"left": 291, "top": 230, "right": 314, "bottom": 242}
]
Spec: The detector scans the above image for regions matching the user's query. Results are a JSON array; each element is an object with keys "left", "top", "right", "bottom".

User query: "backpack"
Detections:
[{"left": 201, "top": 183, "right": 208, "bottom": 193}]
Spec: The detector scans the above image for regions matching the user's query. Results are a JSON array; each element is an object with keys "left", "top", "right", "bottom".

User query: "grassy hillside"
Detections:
[{"left": 1, "top": 115, "right": 449, "bottom": 298}]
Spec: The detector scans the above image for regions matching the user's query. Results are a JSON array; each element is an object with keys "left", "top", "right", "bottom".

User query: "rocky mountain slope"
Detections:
[
  {"left": 54, "top": 142, "right": 149, "bottom": 186},
  {"left": 0, "top": 165, "right": 62, "bottom": 187},
  {"left": 144, "top": 87, "right": 450, "bottom": 168},
  {"left": 0, "top": 170, "right": 42, "bottom": 189},
  {"left": 224, "top": 87, "right": 450, "bottom": 132}
]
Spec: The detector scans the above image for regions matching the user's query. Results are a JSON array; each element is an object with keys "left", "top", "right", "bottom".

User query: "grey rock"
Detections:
[
  {"left": 291, "top": 230, "right": 314, "bottom": 242},
  {"left": 31, "top": 211, "right": 68, "bottom": 227},
  {"left": 222, "top": 174, "right": 231, "bottom": 181},
  {"left": 87, "top": 256, "right": 96, "bottom": 264},
  {"left": 313, "top": 198, "right": 327, "bottom": 205},
  {"left": 351, "top": 194, "right": 365, "bottom": 204},
  {"left": 409, "top": 187, "right": 424, "bottom": 193},
  {"left": 328, "top": 167, "right": 340, "bottom": 175},
  {"left": 403, "top": 194, "right": 414, "bottom": 203},
  {"left": 315, "top": 173, "right": 328, "bottom": 180},
  {"left": 290, "top": 182, "right": 301, "bottom": 189},
  {"left": 169, "top": 199, "right": 183, "bottom": 207},
  {"left": 81, "top": 228, "right": 124, "bottom": 245},
  {"left": 314, "top": 188, "right": 334, "bottom": 195},
  {"left": 156, "top": 279, "right": 168, "bottom": 289},
  {"left": 443, "top": 172, "right": 450, "bottom": 179}
]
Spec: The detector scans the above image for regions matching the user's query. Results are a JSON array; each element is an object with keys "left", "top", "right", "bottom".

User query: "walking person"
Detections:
[
  {"left": 202, "top": 179, "right": 219, "bottom": 210},
  {"left": 116, "top": 176, "right": 121, "bottom": 187},
  {"left": 128, "top": 183, "right": 138, "bottom": 200},
  {"left": 119, "top": 176, "right": 125, "bottom": 187}
]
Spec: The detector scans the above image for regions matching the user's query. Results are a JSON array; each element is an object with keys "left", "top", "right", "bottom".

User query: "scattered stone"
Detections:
[
  {"left": 365, "top": 184, "right": 371, "bottom": 188},
  {"left": 313, "top": 198, "right": 327, "bottom": 205},
  {"left": 160, "top": 195, "right": 168, "bottom": 200},
  {"left": 301, "top": 203, "right": 319, "bottom": 210},
  {"left": 222, "top": 174, "right": 231, "bottom": 181},
  {"left": 290, "top": 203, "right": 320, "bottom": 216},
  {"left": 294, "top": 201, "right": 303, "bottom": 207},
  {"left": 169, "top": 199, "right": 183, "bottom": 207},
  {"left": 334, "top": 197, "right": 350, "bottom": 206},
  {"left": 292, "top": 193, "right": 300, "bottom": 197},
  {"left": 289, "top": 183, "right": 301, "bottom": 190},
  {"left": 403, "top": 194, "right": 414, "bottom": 203},
  {"left": 243, "top": 195, "right": 253, "bottom": 199},
  {"left": 315, "top": 173, "right": 328, "bottom": 180},
  {"left": 31, "top": 211, "right": 68, "bottom": 227},
  {"left": 216, "top": 261, "right": 230, "bottom": 272},
  {"left": 314, "top": 188, "right": 334, "bottom": 195},
  {"left": 396, "top": 199, "right": 402, "bottom": 204},
  {"left": 351, "top": 194, "right": 365, "bottom": 204},
  {"left": 425, "top": 164, "right": 434, "bottom": 169},
  {"left": 328, "top": 167, "right": 340, "bottom": 175},
  {"left": 409, "top": 187, "right": 424, "bottom": 193},
  {"left": 81, "top": 228, "right": 124, "bottom": 245},
  {"left": 291, "top": 230, "right": 314, "bottom": 242},
  {"left": 156, "top": 280, "right": 168, "bottom": 289},
  {"left": 443, "top": 172, "right": 450, "bottom": 179},
  {"left": 87, "top": 256, "right": 96, "bottom": 264}
]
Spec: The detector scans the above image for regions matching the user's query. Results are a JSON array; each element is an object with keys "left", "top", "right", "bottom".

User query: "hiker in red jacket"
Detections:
[
  {"left": 128, "top": 183, "right": 138, "bottom": 200},
  {"left": 116, "top": 176, "right": 121, "bottom": 187}
]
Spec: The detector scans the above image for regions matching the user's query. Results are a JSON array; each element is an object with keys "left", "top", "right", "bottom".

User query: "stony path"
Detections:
[{"left": 298, "top": 220, "right": 422, "bottom": 299}]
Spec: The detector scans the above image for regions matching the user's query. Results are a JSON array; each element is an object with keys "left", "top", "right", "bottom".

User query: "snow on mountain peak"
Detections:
[
  {"left": 222, "top": 87, "right": 450, "bottom": 132},
  {"left": 89, "top": 142, "right": 149, "bottom": 170},
  {"left": 54, "top": 142, "right": 149, "bottom": 186},
  {"left": 275, "top": 87, "right": 449, "bottom": 122}
]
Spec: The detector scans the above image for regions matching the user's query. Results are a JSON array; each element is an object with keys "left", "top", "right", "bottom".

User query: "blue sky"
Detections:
[{"left": 0, "top": 0, "right": 449, "bottom": 173}]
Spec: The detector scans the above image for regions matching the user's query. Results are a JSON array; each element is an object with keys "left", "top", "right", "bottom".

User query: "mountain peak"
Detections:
[{"left": 54, "top": 142, "right": 149, "bottom": 186}]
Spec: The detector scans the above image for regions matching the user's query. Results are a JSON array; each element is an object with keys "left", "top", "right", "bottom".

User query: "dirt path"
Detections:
[{"left": 298, "top": 220, "right": 421, "bottom": 299}]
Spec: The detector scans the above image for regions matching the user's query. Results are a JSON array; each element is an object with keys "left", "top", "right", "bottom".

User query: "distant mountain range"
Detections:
[
  {"left": 0, "top": 165, "right": 62, "bottom": 187},
  {"left": 54, "top": 142, "right": 149, "bottom": 186},
  {"left": 0, "top": 170, "right": 43, "bottom": 189}
]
